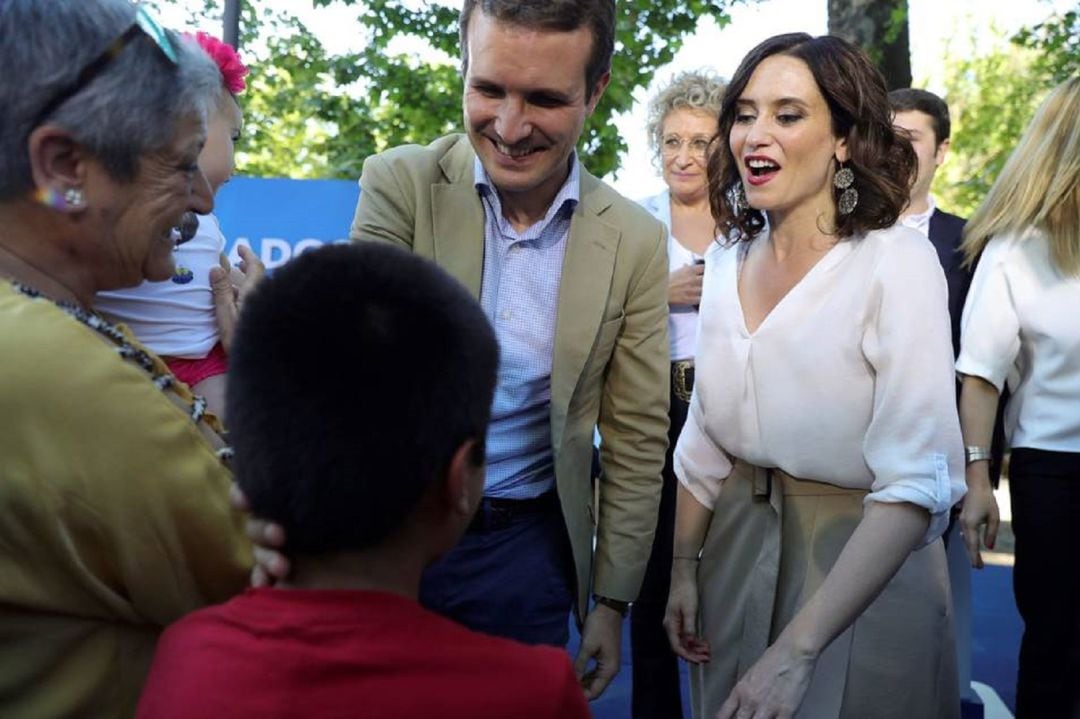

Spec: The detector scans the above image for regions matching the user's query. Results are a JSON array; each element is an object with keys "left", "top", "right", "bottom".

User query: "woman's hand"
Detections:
[
  {"left": 664, "top": 559, "right": 711, "bottom": 663},
  {"left": 715, "top": 637, "right": 816, "bottom": 719},
  {"left": 668, "top": 263, "right": 705, "bottom": 306},
  {"left": 211, "top": 244, "right": 265, "bottom": 353},
  {"left": 957, "top": 374, "right": 1002, "bottom": 570},
  {"left": 229, "top": 484, "right": 290, "bottom": 587},
  {"left": 959, "top": 464, "right": 1000, "bottom": 569}
]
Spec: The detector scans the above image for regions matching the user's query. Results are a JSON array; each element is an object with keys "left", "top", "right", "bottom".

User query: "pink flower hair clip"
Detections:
[{"left": 186, "top": 31, "right": 249, "bottom": 94}]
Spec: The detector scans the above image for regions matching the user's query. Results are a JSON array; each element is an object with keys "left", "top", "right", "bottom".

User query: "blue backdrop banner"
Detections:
[{"left": 215, "top": 176, "right": 360, "bottom": 269}]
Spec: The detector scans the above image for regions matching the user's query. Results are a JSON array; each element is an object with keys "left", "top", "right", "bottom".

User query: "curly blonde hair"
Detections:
[{"left": 645, "top": 70, "right": 725, "bottom": 166}]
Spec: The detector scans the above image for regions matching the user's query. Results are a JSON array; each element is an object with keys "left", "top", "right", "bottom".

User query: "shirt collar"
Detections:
[
  {"left": 906, "top": 194, "right": 936, "bottom": 225},
  {"left": 473, "top": 151, "right": 581, "bottom": 221}
]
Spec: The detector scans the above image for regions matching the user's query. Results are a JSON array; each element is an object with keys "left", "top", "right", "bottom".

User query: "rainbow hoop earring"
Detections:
[{"left": 33, "top": 187, "right": 84, "bottom": 211}]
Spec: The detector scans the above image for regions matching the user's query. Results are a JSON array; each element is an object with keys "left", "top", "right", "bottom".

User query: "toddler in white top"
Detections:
[{"left": 96, "top": 32, "right": 247, "bottom": 420}]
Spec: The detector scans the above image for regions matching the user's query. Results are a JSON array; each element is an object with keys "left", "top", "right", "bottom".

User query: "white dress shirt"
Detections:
[
  {"left": 899, "top": 194, "right": 936, "bottom": 238},
  {"left": 956, "top": 228, "right": 1080, "bottom": 452},
  {"left": 674, "top": 224, "right": 966, "bottom": 544}
]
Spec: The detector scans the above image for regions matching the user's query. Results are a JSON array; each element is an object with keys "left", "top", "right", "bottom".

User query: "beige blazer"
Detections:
[{"left": 350, "top": 134, "right": 670, "bottom": 618}]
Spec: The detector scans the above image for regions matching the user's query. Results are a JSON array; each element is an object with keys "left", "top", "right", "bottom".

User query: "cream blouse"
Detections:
[{"left": 674, "top": 224, "right": 966, "bottom": 544}]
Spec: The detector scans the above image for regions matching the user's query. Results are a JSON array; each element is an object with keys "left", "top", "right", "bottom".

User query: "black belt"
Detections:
[{"left": 468, "top": 491, "right": 559, "bottom": 533}]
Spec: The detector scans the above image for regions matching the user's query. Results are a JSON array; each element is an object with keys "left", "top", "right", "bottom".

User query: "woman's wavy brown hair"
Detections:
[{"left": 707, "top": 33, "right": 916, "bottom": 242}]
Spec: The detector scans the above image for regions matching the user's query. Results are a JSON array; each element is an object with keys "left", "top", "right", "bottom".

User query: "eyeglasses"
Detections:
[
  {"left": 661, "top": 134, "right": 713, "bottom": 158},
  {"left": 33, "top": 5, "right": 178, "bottom": 129}
]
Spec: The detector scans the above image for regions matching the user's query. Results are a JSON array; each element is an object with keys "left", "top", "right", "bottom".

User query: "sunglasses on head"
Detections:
[{"left": 33, "top": 5, "right": 178, "bottom": 129}]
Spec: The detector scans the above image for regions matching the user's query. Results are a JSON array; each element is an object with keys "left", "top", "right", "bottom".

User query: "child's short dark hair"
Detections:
[{"left": 227, "top": 243, "right": 498, "bottom": 554}]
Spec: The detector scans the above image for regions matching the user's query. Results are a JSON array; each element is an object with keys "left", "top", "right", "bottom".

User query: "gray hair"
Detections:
[
  {"left": 0, "top": 0, "right": 221, "bottom": 201},
  {"left": 645, "top": 70, "right": 726, "bottom": 164}
]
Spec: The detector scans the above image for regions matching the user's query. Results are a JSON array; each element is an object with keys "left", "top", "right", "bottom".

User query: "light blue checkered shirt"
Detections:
[{"left": 474, "top": 155, "right": 579, "bottom": 499}]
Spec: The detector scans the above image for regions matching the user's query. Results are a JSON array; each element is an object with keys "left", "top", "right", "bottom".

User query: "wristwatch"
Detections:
[
  {"left": 593, "top": 594, "right": 631, "bottom": 617},
  {"left": 964, "top": 445, "right": 992, "bottom": 465}
]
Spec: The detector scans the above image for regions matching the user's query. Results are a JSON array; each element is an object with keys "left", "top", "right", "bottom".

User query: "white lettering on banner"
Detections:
[
  {"left": 260, "top": 238, "right": 293, "bottom": 268},
  {"left": 227, "top": 237, "right": 350, "bottom": 269}
]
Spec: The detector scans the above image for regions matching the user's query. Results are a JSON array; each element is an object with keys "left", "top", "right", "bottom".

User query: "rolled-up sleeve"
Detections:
[
  {"left": 673, "top": 389, "right": 733, "bottom": 510},
  {"left": 956, "top": 239, "right": 1019, "bottom": 392},
  {"left": 860, "top": 237, "right": 966, "bottom": 545}
]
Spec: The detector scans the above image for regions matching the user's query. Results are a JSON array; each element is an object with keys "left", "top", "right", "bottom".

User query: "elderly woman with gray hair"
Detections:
[
  {"left": 0, "top": 1, "right": 256, "bottom": 715},
  {"left": 632, "top": 69, "right": 724, "bottom": 719}
]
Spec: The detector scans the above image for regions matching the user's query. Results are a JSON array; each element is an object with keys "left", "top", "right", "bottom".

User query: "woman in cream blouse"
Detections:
[{"left": 663, "top": 33, "right": 966, "bottom": 718}]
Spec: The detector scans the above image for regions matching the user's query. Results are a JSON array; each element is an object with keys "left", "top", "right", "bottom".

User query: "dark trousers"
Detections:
[
  {"left": 419, "top": 493, "right": 575, "bottom": 646},
  {"left": 630, "top": 361, "right": 691, "bottom": 719},
  {"left": 1009, "top": 448, "right": 1080, "bottom": 719}
]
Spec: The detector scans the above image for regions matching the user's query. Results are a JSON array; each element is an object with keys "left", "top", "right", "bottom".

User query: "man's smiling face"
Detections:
[{"left": 462, "top": 11, "right": 608, "bottom": 209}]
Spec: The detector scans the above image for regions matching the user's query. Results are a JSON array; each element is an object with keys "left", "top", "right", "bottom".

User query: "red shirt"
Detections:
[{"left": 137, "top": 588, "right": 590, "bottom": 719}]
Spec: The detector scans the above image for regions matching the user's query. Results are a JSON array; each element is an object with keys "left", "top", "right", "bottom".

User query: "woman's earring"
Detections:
[
  {"left": 730, "top": 182, "right": 749, "bottom": 213},
  {"left": 834, "top": 162, "right": 858, "bottom": 215},
  {"left": 63, "top": 187, "right": 85, "bottom": 209}
]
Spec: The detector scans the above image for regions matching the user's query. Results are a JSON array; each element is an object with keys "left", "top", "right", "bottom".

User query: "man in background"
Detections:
[
  {"left": 891, "top": 87, "right": 982, "bottom": 718},
  {"left": 890, "top": 88, "right": 970, "bottom": 355}
]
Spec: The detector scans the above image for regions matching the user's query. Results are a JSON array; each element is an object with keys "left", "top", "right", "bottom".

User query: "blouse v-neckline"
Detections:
[{"left": 733, "top": 233, "right": 853, "bottom": 337}]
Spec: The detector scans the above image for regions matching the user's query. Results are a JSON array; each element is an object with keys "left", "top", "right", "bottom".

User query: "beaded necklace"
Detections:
[{"left": 11, "top": 281, "right": 213, "bottom": 429}]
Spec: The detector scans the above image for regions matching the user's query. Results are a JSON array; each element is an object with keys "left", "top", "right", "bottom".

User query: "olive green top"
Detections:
[{"left": 0, "top": 282, "right": 251, "bottom": 717}]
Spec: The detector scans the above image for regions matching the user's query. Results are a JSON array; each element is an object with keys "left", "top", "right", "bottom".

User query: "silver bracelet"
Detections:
[{"left": 964, "top": 445, "right": 992, "bottom": 465}]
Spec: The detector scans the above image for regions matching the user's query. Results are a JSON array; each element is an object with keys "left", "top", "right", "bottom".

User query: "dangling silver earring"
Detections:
[
  {"left": 833, "top": 162, "right": 857, "bottom": 215},
  {"left": 730, "top": 182, "right": 749, "bottom": 213},
  {"left": 63, "top": 187, "right": 85, "bottom": 209}
]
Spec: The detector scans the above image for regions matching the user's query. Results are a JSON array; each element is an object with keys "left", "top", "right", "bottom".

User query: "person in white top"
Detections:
[
  {"left": 662, "top": 33, "right": 965, "bottom": 719},
  {"left": 956, "top": 77, "right": 1080, "bottom": 719},
  {"left": 96, "top": 32, "right": 250, "bottom": 421},
  {"left": 633, "top": 70, "right": 724, "bottom": 719}
]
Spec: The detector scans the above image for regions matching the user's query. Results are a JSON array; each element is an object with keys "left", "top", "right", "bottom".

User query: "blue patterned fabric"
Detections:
[{"left": 474, "top": 156, "right": 580, "bottom": 499}]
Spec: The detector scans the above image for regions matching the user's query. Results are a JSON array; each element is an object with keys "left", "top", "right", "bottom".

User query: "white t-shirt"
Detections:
[
  {"left": 674, "top": 223, "right": 966, "bottom": 545},
  {"left": 637, "top": 190, "right": 705, "bottom": 362},
  {"left": 95, "top": 213, "right": 224, "bottom": 359},
  {"left": 956, "top": 228, "right": 1080, "bottom": 452}
]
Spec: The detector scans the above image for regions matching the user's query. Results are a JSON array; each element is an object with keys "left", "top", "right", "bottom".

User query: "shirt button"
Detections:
[{"left": 500, "top": 309, "right": 512, "bottom": 321}]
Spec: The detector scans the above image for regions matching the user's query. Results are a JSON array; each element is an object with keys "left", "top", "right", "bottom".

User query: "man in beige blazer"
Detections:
[{"left": 349, "top": 0, "right": 668, "bottom": 701}]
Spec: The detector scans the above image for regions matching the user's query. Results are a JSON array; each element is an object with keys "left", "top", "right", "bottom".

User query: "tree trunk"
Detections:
[{"left": 828, "top": 0, "right": 912, "bottom": 90}]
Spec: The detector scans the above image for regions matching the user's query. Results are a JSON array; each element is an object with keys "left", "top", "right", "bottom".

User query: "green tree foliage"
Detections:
[
  {"left": 1012, "top": 10, "right": 1079, "bottom": 84},
  {"left": 935, "top": 11, "right": 1077, "bottom": 217},
  {"left": 162, "top": 0, "right": 748, "bottom": 179},
  {"left": 827, "top": 0, "right": 911, "bottom": 89}
]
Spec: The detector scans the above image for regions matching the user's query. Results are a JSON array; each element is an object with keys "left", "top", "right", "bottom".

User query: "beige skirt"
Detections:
[{"left": 690, "top": 460, "right": 959, "bottom": 719}]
